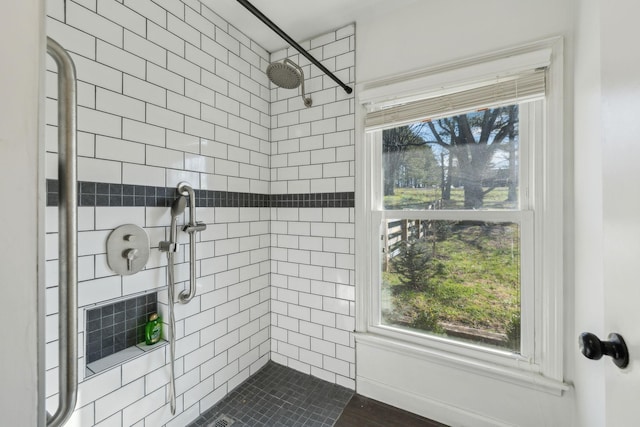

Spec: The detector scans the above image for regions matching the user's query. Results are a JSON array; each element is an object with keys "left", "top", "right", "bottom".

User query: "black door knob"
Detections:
[{"left": 579, "top": 332, "right": 629, "bottom": 369}]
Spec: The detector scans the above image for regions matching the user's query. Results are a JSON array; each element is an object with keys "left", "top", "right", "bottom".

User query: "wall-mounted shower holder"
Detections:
[{"left": 106, "top": 224, "right": 150, "bottom": 275}]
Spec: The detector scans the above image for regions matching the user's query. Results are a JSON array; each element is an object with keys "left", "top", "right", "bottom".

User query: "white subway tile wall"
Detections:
[
  {"left": 269, "top": 27, "right": 356, "bottom": 390},
  {"left": 45, "top": 0, "right": 355, "bottom": 424},
  {"left": 45, "top": 0, "right": 271, "bottom": 424}
]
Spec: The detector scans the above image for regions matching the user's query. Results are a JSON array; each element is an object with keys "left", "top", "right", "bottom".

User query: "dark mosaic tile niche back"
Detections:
[
  {"left": 85, "top": 293, "right": 157, "bottom": 364},
  {"left": 188, "top": 361, "right": 354, "bottom": 427},
  {"left": 46, "top": 180, "right": 354, "bottom": 208}
]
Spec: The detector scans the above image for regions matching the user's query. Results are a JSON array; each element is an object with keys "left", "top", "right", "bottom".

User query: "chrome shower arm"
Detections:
[{"left": 284, "top": 59, "right": 312, "bottom": 108}]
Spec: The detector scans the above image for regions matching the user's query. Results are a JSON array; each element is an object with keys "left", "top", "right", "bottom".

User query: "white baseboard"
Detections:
[
  {"left": 356, "top": 375, "right": 514, "bottom": 427},
  {"left": 354, "top": 334, "right": 573, "bottom": 426}
]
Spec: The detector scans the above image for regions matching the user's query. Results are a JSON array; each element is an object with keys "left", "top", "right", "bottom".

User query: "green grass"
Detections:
[
  {"left": 382, "top": 221, "right": 520, "bottom": 340},
  {"left": 384, "top": 187, "right": 441, "bottom": 209},
  {"left": 384, "top": 187, "right": 515, "bottom": 209}
]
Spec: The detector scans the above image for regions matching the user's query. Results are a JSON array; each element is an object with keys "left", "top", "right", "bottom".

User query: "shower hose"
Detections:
[{"left": 167, "top": 252, "right": 177, "bottom": 415}]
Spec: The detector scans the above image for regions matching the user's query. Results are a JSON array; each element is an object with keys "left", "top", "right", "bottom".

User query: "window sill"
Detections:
[{"left": 355, "top": 332, "right": 570, "bottom": 396}]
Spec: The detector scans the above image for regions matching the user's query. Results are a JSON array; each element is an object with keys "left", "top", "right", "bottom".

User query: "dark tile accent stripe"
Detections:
[
  {"left": 46, "top": 180, "right": 354, "bottom": 208},
  {"left": 85, "top": 293, "right": 157, "bottom": 364},
  {"left": 49, "top": 180, "right": 182, "bottom": 208},
  {"left": 193, "top": 189, "right": 271, "bottom": 208},
  {"left": 271, "top": 192, "right": 354, "bottom": 208}
]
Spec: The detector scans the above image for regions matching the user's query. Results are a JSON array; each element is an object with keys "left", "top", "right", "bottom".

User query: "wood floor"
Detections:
[{"left": 334, "top": 394, "right": 449, "bottom": 427}]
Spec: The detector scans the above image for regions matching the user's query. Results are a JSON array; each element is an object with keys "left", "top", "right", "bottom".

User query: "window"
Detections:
[
  {"left": 356, "top": 41, "right": 565, "bottom": 385},
  {"left": 373, "top": 101, "right": 537, "bottom": 356}
]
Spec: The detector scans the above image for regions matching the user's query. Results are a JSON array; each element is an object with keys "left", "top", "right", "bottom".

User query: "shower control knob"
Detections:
[
  {"left": 124, "top": 248, "right": 139, "bottom": 271},
  {"left": 579, "top": 332, "right": 629, "bottom": 368},
  {"left": 106, "top": 224, "right": 150, "bottom": 275}
]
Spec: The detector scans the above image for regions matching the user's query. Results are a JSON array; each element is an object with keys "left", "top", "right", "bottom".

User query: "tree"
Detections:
[
  {"left": 440, "top": 151, "right": 452, "bottom": 200},
  {"left": 391, "top": 238, "right": 433, "bottom": 292},
  {"left": 506, "top": 124, "right": 518, "bottom": 203},
  {"left": 382, "top": 126, "right": 426, "bottom": 196},
  {"left": 402, "top": 145, "right": 439, "bottom": 189},
  {"left": 414, "top": 106, "right": 519, "bottom": 209}
]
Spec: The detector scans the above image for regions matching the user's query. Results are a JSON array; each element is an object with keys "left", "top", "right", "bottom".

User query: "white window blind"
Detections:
[{"left": 364, "top": 68, "right": 546, "bottom": 131}]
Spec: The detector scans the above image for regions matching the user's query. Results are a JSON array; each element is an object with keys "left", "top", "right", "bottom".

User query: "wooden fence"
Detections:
[{"left": 382, "top": 199, "right": 442, "bottom": 272}]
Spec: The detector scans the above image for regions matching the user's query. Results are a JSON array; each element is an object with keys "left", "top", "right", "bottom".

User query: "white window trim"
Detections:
[{"left": 354, "top": 37, "right": 567, "bottom": 394}]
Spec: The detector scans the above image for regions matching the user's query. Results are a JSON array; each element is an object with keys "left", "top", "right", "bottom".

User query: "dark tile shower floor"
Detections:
[{"left": 188, "top": 361, "right": 354, "bottom": 427}]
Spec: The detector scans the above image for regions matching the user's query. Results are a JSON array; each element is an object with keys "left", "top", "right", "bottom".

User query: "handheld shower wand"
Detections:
[
  {"left": 158, "top": 183, "right": 206, "bottom": 415},
  {"left": 160, "top": 196, "right": 186, "bottom": 253}
]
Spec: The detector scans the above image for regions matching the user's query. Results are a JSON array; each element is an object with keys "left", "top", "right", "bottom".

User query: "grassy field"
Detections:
[
  {"left": 384, "top": 187, "right": 515, "bottom": 210},
  {"left": 380, "top": 191, "right": 521, "bottom": 350}
]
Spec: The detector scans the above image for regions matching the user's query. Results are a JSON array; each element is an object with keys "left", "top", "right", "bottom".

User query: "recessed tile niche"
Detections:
[{"left": 85, "top": 293, "right": 164, "bottom": 376}]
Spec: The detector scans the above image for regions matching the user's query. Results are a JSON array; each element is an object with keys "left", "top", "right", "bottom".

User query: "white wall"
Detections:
[
  {"left": 355, "top": 1, "right": 578, "bottom": 426},
  {"left": 0, "top": 0, "right": 44, "bottom": 425},
  {"left": 573, "top": 0, "right": 605, "bottom": 425},
  {"left": 600, "top": 0, "right": 640, "bottom": 424},
  {"left": 356, "top": 0, "right": 572, "bottom": 83}
]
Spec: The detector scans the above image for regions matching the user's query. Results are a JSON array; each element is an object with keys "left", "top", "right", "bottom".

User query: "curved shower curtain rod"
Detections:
[{"left": 236, "top": 0, "right": 353, "bottom": 95}]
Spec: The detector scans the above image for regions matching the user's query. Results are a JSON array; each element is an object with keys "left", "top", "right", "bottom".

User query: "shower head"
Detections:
[
  {"left": 171, "top": 196, "right": 187, "bottom": 218},
  {"left": 267, "top": 60, "right": 302, "bottom": 89},
  {"left": 266, "top": 58, "right": 312, "bottom": 107},
  {"left": 169, "top": 196, "right": 186, "bottom": 245}
]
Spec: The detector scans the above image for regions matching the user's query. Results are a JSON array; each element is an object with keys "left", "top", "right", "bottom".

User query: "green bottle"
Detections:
[{"left": 145, "top": 313, "right": 162, "bottom": 345}]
